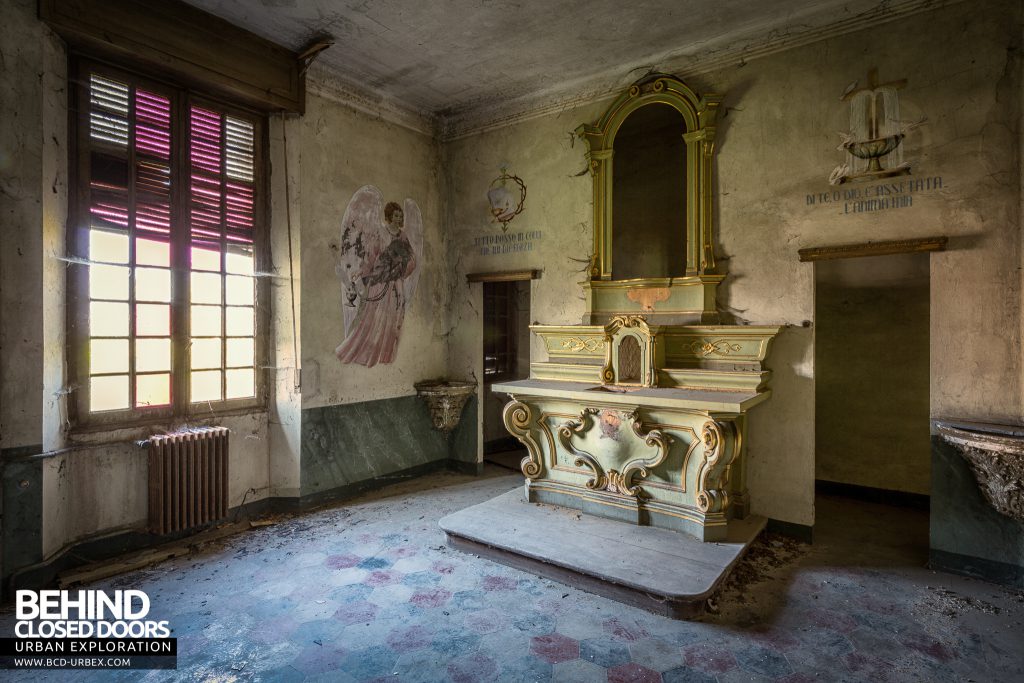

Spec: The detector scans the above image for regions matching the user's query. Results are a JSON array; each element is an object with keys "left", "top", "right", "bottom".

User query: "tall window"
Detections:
[{"left": 70, "top": 61, "right": 264, "bottom": 425}]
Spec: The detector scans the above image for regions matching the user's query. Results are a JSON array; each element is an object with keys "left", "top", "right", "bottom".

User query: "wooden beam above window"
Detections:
[
  {"left": 466, "top": 269, "right": 540, "bottom": 283},
  {"left": 41, "top": 0, "right": 304, "bottom": 113},
  {"left": 798, "top": 236, "right": 947, "bottom": 262}
]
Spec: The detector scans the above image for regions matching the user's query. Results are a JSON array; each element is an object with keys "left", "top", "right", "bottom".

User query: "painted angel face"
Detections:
[{"left": 389, "top": 208, "right": 405, "bottom": 231}]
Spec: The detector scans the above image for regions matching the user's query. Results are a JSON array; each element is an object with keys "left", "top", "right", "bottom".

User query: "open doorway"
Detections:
[
  {"left": 482, "top": 280, "right": 531, "bottom": 471},
  {"left": 814, "top": 252, "right": 931, "bottom": 554}
]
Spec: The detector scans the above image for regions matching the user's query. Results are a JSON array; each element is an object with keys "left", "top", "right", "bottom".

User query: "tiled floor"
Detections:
[{"left": 3, "top": 466, "right": 1023, "bottom": 682}]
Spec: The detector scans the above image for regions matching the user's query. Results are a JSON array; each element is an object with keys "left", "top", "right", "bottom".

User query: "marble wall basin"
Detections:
[
  {"left": 415, "top": 380, "right": 477, "bottom": 433},
  {"left": 935, "top": 420, "right": 1024, "bottom": 522}
]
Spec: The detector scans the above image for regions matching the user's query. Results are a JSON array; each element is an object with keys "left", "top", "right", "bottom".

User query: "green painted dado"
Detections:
[
  {"left": 2, "top": 455, "right": 44, "bottom": 586},
  {"left": 930, "top": 431, "right": 1024, "bottom": 587},
  {"left": 300, "top": 395, "right": 478, "bottom": 498}
]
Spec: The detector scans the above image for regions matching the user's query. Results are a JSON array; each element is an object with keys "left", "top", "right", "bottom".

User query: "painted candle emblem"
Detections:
[
  {"left": 335, "top": 185, "right": 423, "bottom": 367},
  {"left": 830, "top": 68, "right": 923, "bottom": 185}
]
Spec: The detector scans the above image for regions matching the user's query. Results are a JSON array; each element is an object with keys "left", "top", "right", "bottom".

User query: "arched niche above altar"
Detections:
[
  {"left": 575, "top": 75, "right": 723, "bottom": 324},
  {"left": 612, "top": 104, "right": 687, "bottom": 279}
]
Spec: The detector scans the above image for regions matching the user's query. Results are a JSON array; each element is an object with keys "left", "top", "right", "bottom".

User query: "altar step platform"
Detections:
[{"left": 439, "top": 489, "right": 766, "bottom": 619}]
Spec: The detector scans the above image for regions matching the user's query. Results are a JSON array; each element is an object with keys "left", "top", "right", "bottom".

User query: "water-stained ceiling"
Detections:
[{"left": 184, "top": 0, "right": 913, "bottom": 124}]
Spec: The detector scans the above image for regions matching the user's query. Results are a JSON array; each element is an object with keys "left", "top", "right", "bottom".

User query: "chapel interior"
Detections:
[{"left": 1, "top": 0, "right": 1023, "bottom": 680}]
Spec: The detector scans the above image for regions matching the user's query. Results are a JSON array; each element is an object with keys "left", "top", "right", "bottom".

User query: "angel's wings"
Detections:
[
  {"left": 338, "top": 185, "right": 384, "bottom": 335},
  {"left": 402, "top": 198, "right": 423, "bottom": 305}
]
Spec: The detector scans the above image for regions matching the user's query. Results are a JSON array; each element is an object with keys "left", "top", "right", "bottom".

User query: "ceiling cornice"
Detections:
[
  {"left": 306, "top": 63, "right": 440, "bottom": 138},
  {"left": 303, "top": 0, "right": 959, "bottom": 142},
  {"left": 438, "top": 0, "right": 957, "bottom": 141}
]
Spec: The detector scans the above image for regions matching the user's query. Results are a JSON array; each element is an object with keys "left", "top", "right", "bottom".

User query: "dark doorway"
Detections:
[
  {"left": 482, "top": 280, "right": 531, "bottom": 471},
  {"left": 814, "top": 252, "right": 931, "bottom": 540}
]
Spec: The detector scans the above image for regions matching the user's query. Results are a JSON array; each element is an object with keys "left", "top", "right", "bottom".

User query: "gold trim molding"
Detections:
[
  {"left": 503, "top": 399, "right": 544, "bottom": 478},
  {"left": 575, "top": 75, "right": 720, "bottom": 280},
  {"left": 695, "top": 419, "right": 737, "bottom": 513},
  {"left": 562, "top": 337, "right": 605, "bottom": 353},
  {"left": 687, "top": 339, "right": 742, "bottom": 357}
]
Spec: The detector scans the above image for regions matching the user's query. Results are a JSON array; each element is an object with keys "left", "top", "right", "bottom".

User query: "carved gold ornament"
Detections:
[
  {"left": 576, "top": 74, "right": 721, "bottom": 279},
  {"left": 503, "top": 400, "right": 544, "bottom": 478},
  {"left": 688, "top": 339, "right": 742, "bottom": 357},
  {"left": 606, "top": 314, "right": 650, "bottom": 333},
  {"left": 556, "top": 408, "right": 671, "bottom": 498},
  {"left": 695, "top": 420, "right": 737, "bottom": 513},
  {"left": 614, "top": 416, "right": 672, "bottom": 496},
  {"left": 557, "top": 408, "right": 605, "bottom": 490},
  {"left": 562, "top": 337, "right": 604, "bottom": 353}
]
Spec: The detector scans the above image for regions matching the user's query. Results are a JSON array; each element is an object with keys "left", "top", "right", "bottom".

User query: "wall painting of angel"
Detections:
[{"left": 335, "top": 185, "right": 423, "bottom": 367}]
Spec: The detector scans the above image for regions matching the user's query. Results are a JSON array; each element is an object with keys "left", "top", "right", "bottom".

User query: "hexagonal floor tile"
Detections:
[
  {"left": 580, "top": 638, "right": 631, "bottom": 668},
  {"left": 530, "top": 632, "right": 580, "bottom": 664},
  {"left": 608, "top": 662, "right": 662, "bottom": 683},
  {"left": 682, "top": 643, "right": 737, "bottom": 674}
]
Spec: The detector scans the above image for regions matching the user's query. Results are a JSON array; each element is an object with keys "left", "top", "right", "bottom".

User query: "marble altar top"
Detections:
[{"left": 490, "top": 378, "right": 769, "bottom": 413}]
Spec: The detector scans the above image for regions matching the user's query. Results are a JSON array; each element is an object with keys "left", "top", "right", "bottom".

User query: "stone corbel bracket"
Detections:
[
  {"left": 556, "top": 408, "right": 671, "bottom": 498},
  {"left": 937, "top": 422, "right": 1024, "bottom": 522},
  {"left": 695, "top": 419, "right": 739, "bottom": 514},
  {"left": 503, "top": 398, "right": 544, "bottom": 479}
]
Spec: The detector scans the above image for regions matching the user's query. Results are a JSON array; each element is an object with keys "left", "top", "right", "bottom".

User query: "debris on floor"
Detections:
[
  {"left": 714, "top": 532, "right": 808, "bottom": 605},
  {"left": 5, "top": 473, "right": 1022, "bottom": 683}
]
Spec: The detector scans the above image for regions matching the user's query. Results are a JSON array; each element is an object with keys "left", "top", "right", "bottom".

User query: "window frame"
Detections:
[{"left": 67, "top": 55, "right": 270, "bottom": 429}]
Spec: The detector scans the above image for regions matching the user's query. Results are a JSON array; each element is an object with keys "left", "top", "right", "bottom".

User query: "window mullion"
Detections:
[
  {"left": 72, "top": 61, "right": 92, "bottom": 423},
  {"left": 219, "top": 111, "right": 228, "bottom": 403},
  {"left": 127, "top": 84, "right": 138, "bottom": 410},
  {"left": 172, "top": 90, "right": 190, "bottom": 414}
]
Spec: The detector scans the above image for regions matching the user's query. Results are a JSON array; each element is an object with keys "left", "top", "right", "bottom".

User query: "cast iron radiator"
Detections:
[{"left": 148, "top": 427, "right": 230, "bottom": 535}]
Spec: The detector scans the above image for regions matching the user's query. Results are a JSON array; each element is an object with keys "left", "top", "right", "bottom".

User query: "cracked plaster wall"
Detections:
[
  {"left": 297, "top": 94, "right": 448, "bottom": 410},
  {"left": 443, "top": 0, "right": 1023, "bottom": 528},
  {"left": 0, "top": 0, "right": 288, "bottom": 571},
  {"left": 0, "top": 0, "right": 447, "bottom": 573},
  {"left": 1, "top": 0, "right": 1021, "bottom": 574}
]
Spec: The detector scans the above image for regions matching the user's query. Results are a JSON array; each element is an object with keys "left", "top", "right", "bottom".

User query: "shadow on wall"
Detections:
[{"left": 746, "top": 324, "right": 815, "bottom": 530}]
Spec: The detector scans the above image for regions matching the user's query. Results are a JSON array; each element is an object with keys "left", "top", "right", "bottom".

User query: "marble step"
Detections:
[{"left": 439, "top": 488, "right": 765, "bottom": 619}]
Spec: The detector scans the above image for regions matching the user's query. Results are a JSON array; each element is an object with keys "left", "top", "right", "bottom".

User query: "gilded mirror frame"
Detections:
[{"left": 575, "top": 75, "right": 721, "bottom": 281}]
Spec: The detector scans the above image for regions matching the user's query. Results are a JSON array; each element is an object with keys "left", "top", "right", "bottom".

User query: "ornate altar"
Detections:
[{"left": 492, "top": 74, "right": 782, "bottom": 542}]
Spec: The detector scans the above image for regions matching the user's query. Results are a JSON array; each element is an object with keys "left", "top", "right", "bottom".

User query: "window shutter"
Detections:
[
  {"left": 187, "top": 104, "right": 259, "bottom": 404},
  {"left": 72, "top": 62, "right": 264, "bottom": 425},
  {"left": 84, "top": 73, "right": 175, "bottom": 413}
]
